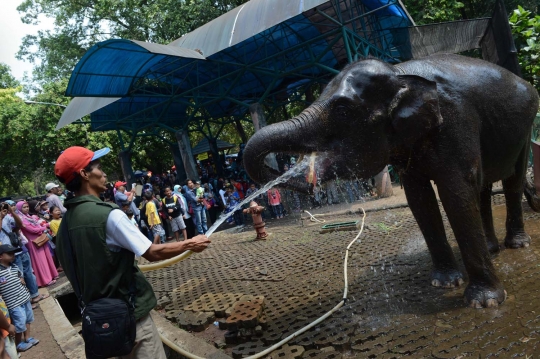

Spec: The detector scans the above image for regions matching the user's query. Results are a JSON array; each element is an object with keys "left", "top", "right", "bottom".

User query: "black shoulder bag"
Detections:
[
  {"left": 60, "top": 218, "right": 136, "bottom": 359},
  {"left": 1, "top": 228, "right": 20, "bottom": 248}
]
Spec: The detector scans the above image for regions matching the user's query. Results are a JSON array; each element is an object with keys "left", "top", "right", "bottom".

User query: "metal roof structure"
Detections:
[
  {"left": 58, "top": 0, "right": 413, "bottom": 138},
  {"left": 191, "top": 138, "right": 236, "bottom": 155}
]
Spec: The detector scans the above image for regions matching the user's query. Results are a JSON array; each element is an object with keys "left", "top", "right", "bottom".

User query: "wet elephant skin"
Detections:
[{"left": 243, "top": 54, "right": 540, "bottom": 308}]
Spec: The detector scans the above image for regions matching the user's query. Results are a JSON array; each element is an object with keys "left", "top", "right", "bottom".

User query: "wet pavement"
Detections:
[{"left": 146, "top": 192, "right": 540, "bottom": 358}]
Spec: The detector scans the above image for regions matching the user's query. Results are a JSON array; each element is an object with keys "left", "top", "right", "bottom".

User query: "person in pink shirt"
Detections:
[
  {"left": 267, "top": 188, "right": 283, "bottom": 219},
  {"left": 15, "top": 202, "right": 58, "bottom": 287}
]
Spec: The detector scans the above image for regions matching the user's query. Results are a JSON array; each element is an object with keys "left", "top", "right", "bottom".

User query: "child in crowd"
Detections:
[
  {"left": 121, "top": 201, "right": 130, "bottom": 213},
  {"left": 0, "top": 244, "right": 39, "bottom": 352},
  {"left": 226, "top": 187, "right": 243, "bottom": 226},
  {"left": 144, "top": 191, "right": 165, "bottom": 244},
  {"left": 48, "top": 206, "right": 63, "bottom": 273},
  {"left": 195, "top": 181, "right": 205, "bottom": 200},
  {"left": 0, "top": 296, "right": 17, "bottom": 359},
  {"left": 37, "top": 201, "right": 50, "bottom": 221},
  {"left": 267, "top": 188, "right": 283, "bottom": 219},
  {"left": 162, "top": 187, "right": 187, "bottom": 242},
  {"left": 48, "top": 206, "right": 62, "bottom": 238},
  {"left": 126, "top": 210, "right": 138, "bottom": 228}
]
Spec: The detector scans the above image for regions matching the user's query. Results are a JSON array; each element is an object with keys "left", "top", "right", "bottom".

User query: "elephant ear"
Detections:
[{"left": 389, "top": 75, "right": 443, "bottom": 144}]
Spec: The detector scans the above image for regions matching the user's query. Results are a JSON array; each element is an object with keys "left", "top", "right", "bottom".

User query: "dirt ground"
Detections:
[{"left": 20, "top": 303, "right": 66, "bottom": 359}]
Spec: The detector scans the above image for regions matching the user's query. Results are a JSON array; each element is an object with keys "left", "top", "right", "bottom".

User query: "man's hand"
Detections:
[
  {"left": 8, "top": 324, "right": 15, "bottom": 337},
  {"left": 169, "top": 216, "right": 172, "bottom": 220},
  {"left": 186, "top": 235, "right": 211, "bottom": 253},
  {"left": 20, "top": 278, "right": 25, "bottom": 286}
]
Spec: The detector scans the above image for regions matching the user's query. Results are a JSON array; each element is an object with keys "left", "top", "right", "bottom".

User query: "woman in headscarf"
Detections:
[{"left": 16, "top": 201, "right": 58, "bottom": 287}]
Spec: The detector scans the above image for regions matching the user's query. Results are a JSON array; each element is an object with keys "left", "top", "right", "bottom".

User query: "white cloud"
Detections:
[{"left": 0, "top": 0, "right": 55, "bottom": 81}]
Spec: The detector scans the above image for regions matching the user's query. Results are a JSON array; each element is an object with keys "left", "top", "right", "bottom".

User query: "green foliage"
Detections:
[
  {"left": 0, "top": 64, "right": 20, "bottom": 89},
  {"left": 403, "top": 0, "right": 465, "bottom": 24},
  {"left": 510, "top": 5, "right": 540, "bottom": 91},
  {"left": 404, "top": 0, "right": 538, "bottom": 25}
]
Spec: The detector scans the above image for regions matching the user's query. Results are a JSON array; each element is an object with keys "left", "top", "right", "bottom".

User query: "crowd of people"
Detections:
[
  {"left": 0, "top": 182, "right": 71, "bottom": 355},
  {"left": 0, "top": 146, "right": 384, "bottom": 358}
]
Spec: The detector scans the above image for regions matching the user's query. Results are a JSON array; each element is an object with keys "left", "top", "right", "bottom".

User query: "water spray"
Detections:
[
  {"left": 139, "top": 157, "right": 311, "bottom": 272},
  {"left": 137, "top": 155, "right": 367, "bottom": 358}
]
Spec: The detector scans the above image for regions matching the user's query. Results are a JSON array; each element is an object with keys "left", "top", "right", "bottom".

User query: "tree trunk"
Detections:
[
  {"left": 234, "top": 118, "right": 248, "bottom": 144},
  {"left": 374, "top": 165, "right": 393, "bottom": 198},
  {"left": 175, "top": 130, "right": 199, "bottom": 181},
  {"left": 171, "top": 146, "right": 187, "bottom": 185},
  {"left": 249, "top": 103, "right": 279, "bottom": 171},
  {"left": 118, "top": 150, "right": 135, "bottom": 188}
]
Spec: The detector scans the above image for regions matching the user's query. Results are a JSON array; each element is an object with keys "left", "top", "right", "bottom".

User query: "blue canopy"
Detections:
[{"left": 59, "top": 0, "right": 413, "bottom": 132}]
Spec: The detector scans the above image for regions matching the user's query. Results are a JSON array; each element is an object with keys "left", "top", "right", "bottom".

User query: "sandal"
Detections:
[
  {"left": 16, "top": 341, "right": 33, "bottom": 352},
  {"left": 31, "top": 304, "right": 38, "bottom": 310},
  {"left": 25, "top": 337, "right": 39, "bottom": 346},
  {"left": 31, "top": 294, "right": 50, "bottom": 304}
]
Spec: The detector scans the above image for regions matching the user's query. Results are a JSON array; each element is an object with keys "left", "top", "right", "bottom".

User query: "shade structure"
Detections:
[
  {"left": 58, "top": 0, "right": 413, "bottom": 132},
  {"left": 191, "top": 139, "right": 236, "bottom": 155}
]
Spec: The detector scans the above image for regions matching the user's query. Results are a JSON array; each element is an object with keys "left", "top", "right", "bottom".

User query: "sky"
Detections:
[{"left": 0, "top": 0, "right": 55, "bottom": 81}]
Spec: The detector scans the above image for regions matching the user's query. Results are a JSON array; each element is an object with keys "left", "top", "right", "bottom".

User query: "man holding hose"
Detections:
[{"left": 53, "top": 146, "right": 210, "bottom": 358}]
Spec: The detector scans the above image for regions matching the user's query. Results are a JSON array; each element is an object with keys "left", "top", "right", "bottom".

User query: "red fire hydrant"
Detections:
[{"left": 243, "top": 201, "right": 268, "bottom": 240}]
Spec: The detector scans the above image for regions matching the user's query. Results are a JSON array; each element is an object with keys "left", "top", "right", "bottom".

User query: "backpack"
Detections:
[{"left": 161, "top": 195, "right": 184, "bottom": 216}]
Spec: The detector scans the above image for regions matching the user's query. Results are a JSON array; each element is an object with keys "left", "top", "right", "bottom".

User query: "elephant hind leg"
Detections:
[
  {"left": 437, "top": 175, "right": 505, "bottom": 308},
  {"left": 401, "top": 172, "right": 463, "bottom": 288},
  {"left": 480, "top": 183, "right": 501, "bottom": 254},
  {"left": 503, "top": 142, "right": 531, "bottom": 249}
]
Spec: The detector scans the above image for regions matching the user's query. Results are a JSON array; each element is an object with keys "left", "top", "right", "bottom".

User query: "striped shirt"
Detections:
[{"left": 0, "top": 264, "right": 30, "bottom": 309}]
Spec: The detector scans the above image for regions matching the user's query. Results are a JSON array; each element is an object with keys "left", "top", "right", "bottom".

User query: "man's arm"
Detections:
[
  {"left": 142, "top": 235, "right": 210, "bottom": 262},
  {"left": 126, "top": 189, "right": 135, "bottom": 202},
  {"left": 9, "top": 208, "right": 22, "bottom": 230}
]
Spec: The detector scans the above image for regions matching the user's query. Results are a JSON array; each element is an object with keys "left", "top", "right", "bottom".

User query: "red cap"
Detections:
[
  {"left": 55, "top": 146, "right": 110, "bottom": 184},
  {"left": 114, "top": 181, "right": 127, "bottom": 189}
]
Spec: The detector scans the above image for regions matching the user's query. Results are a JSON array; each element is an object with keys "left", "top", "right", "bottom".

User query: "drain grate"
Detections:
[{"left": 320, "top": 221, "right": 359, "bottom": 233}]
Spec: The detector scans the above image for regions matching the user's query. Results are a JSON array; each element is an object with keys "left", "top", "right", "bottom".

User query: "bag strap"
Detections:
[
  {"left": 1, "top": 228, "right": 10, "bottom": 236},
  {"left": 59, "top": 216, "right": 85, "bottom": 311}
]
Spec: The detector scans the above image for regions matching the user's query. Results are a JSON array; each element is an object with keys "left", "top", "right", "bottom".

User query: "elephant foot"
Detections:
[
  {"left": 504, "top": 230, "right": 531, "bottom": 249},
  {"left": 431, "top": 268, "right": 464, "bottom": 288},
  {"left": 464, "top": 283, "right": 506, "bottom": 308},
  {"left": 486, "top": 237, "right": 501, "bottom": 255}
]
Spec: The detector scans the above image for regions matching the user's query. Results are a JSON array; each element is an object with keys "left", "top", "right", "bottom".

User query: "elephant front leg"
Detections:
[
  {"left": 437, "top": 180, "right": 505, "bottom": 308},
  {"left": 401, "top": 173, "right": 464, "bottom": 288}
]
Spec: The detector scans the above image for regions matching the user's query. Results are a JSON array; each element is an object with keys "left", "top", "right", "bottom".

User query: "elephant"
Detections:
[{"left": 243, "top": 54, "right": 540, "bottom": 308}]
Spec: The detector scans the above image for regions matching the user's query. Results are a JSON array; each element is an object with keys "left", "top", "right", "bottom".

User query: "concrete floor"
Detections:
[{"left": 147, "top": 192, "right": 540, "bottom": 358}]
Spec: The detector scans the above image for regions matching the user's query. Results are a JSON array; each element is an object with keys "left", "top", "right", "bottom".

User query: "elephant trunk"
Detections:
[{"left": 243, "top": 102, "right": 327, "bottom": 192}]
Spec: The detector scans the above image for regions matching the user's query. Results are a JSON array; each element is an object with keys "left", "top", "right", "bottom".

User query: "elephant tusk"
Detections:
[{"left": 307, "top": 152, "right": 317, "bottom": 185}]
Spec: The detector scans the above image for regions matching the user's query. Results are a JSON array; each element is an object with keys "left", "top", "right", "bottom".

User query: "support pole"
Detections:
[
  {"left": 249, "top": 103, "right": 279, "bottom": 171},
  {"left": 175, "top": 130, "right": 200, "bottom": 181},
  {"left": 208, "top": 137, "right": 224, "bottom": 177},
  {"left": 118, "top": 150, "right": 135, "bottom": 188},
  {"left": 171, "top": 146, "right": 188, "bottom": 185}
]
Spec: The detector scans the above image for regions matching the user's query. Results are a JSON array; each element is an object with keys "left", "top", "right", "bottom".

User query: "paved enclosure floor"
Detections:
[{"left": 146, "top": 193, "right": 540, "bottom": 358}]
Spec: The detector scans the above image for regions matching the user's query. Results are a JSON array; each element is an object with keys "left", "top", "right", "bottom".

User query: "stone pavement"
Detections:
[
  {"left": 152, "top": 184, "right": 540, "bottom": 358},
  {"left": 20, "top": 288, "right": 67, "bottom": 359}
]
